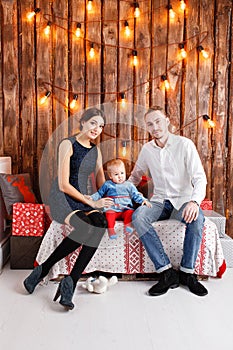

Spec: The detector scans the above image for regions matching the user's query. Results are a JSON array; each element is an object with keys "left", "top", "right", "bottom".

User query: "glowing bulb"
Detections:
[
  {"left": 120, "top": 92, "right": 126, "bottom": 107},
  {"left": 168, "top": 4, "right": 176, "bottom": 19},
  {"left": 202, "top": 115, "right": 215, "bottom": 128},
  {"left": 169, "top": 9, "right": 176, "bottom": 19},
  {"left": 87, "top": 0, "right": 93, "bottom": 11},
  {"left": 197, "top": 45, "right": 209, "bottom": 59},
  {"left": 122, "top": 141, "right": 127, "bottom": 157},
  {"left": 178, "top": 43, "right": 187, "bottom": 60},
  {"left": 27, "top": 8, "right": 41, "bottom": 21},
  {"left": 89, "top": 43, "right": 95, "bottom": 58},
  {"left": 134, "top": 3, "right": 140, "bottom": 18},
  {"left": 180, "top": 48, "right": 187, "bottom": 59},
  {"left": 44, "top": 21, "right": 51, "bottom": 36},
  {"left": 180, "top": 0, "right": 186, "bottom": 11},
  {"left": 40, "top": 91, "right": 51, "bottom": 105},
  {"left": 124, "top": 21, "right": 130, "bottom": 37},
  {"left": 132, "top": 50, "right": 138, "bottom": 67},
  {"left": 161, "top": 75, "right": 170, "bottom": 90},
  {"left": 207, "top": 119, "right": 215, "bottom": 128},
  {"left": 70, "top": 94, "right": 78, "bottom": 109},
  {"left": 201, "top": 49, "right": 209, "bottom": 59},
  {"left": 75, "top": 23, "right": 81, "bottom": 38}
]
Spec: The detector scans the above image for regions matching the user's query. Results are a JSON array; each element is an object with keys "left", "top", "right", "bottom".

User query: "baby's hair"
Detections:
[{"left": 106, "top": 159, "right": 125, "bottom": 174}]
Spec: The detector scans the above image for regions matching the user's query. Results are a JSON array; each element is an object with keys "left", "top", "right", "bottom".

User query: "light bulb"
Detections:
[
  {"left": 27, "top": 8, "right": 41, "bottom": 21},
  {"left": 180, "top": 0, "right": 186, "bottom": 11},
  {"left": 132, "top": 50, "right": 138, "bottom": 67},
  {"left": 180, "top": 48, "right": 187, "bottom": 59},
  {"left": 134, "top": 3, "right": 140, "bottom": 18},
  {"left": 89, "top": 44, "right": 95, "bottom": 58},
  {"left": 40, "top": 91, "right": 51, "bottom": 105},
  {"left": 178, "top": 43, "right": 187, "bottom": 60},
  {"left": 168, "top": 4, "right": 176, "bottom": 19},
  {"left": 124, "top": 21, "right": 130, "bottom": 37},
  {"left": 201, "top": 49, "right": 209, "bottom": 59},
  {"left": 122, "top": 141, "right": 127, "bottom": 157},
  {"left": 164, "top": 80, "right": 170, "bottom": 90},
  {"left": 70, "top": 95, "right": 78, "bottom": 109},
  {"left": 75, "top": 23, "right": 81, "bottom": 38},
  {"left": 197, "top": 45, "right": 209, "bottom": 59},
  {"left": 120, "top": 92, "right": 126, "bottom": 107},
  {"left": 169, "top": 9, "right": 176, "bottom": 19},
  {"left": 87, "top": 0, "right": 93, "bottom": 11},
  {"left": 44, "top": 21, "right": 51, "bottom": 36},
  {"left": 202, "top": 115, "right": 215, "bottom": 128},
  {"left": 161, "top": 75, "right": 170, "bottom": 90},
  {"left": 207, "top": 119, "right": 215, "bottom": 128}
]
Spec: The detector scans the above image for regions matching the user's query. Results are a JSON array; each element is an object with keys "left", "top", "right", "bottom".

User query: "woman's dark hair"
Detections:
[{"left": 79, "top": 107, "right": 106, "bottom": 130}]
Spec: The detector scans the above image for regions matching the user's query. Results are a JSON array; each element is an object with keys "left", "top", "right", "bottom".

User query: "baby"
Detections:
[{"left": 91, "top": 159, "right": 151, "bottom": 239}]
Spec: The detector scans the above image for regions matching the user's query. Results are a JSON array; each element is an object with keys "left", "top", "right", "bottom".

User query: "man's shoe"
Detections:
[
  {"left": 148, "top": 268, "right": 179, "bottom": 296},
  {"left": 179, "top": 271, "right": 208, "bottom": 296}
]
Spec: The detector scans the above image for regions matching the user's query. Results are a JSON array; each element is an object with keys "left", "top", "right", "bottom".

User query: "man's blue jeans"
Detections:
[{"left": 132, "top": 200, "right": 205, "bottom": 273}]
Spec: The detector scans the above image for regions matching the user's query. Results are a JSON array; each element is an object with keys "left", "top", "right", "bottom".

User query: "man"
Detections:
[{"left": 129, "top": 107, "right": 208, "bottom": 297}]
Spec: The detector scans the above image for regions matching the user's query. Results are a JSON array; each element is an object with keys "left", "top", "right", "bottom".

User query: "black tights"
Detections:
[{"left": 41, "top": 211, "right": 107, "bottom": 288}]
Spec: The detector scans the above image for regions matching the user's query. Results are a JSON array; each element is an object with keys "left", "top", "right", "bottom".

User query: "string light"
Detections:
[
  {"left": 44, "top": 21, "right": 52, "bottom": 36},
  {"left": 132, "top": 50, "right": 138, "bottom": 66},
  {"left": 120, "top": 92, "right": 126, "bottom": 107},
  {"left": 161, "top": 75, "right": 170, "bottom": 90},
  {"left": 89, "top": 43, "right": 95, "bottom": 58},
  {"left": 75, "top": 23, "right": 81, "bottom": 38},
  {"left": 34, "top": 9, "right": 210, "bottom": 109},
  {"left": 134, "top": 2, "right": 140, "bottom": 18},
  {"left": 27, "top": 8, "right": 40, "bottom": 21},
  {"left": 180, "top": 0, "right": 186, "bottom": 11},
  {"left": 122, "top": 141, "right": 127, "bottom": 157},
  {"left": 69, "top": 94, "right": 78, "bottom": 109},
  {"left": 124, "top": 21, "right": 130, "bottom": 37},
  {"left": 87, "top": 0, "right": 93, "bottom": 12},
  {"left": 197, "top": 45, "right": 209, "bottom": 59},
  {"left": 39, "top": 91, "right": 51, "bottom": 105},
  {"left": 178, "top": 43, "right": 187, "bottom": 60},
  {"left": 202, "top": 114, "right": 215, "bottom": 128},
  {"left": 168, "top": 4, "right": 176, "bottom": 19}
]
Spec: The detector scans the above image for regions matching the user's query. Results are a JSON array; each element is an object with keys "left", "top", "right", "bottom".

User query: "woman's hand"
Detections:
[{"left": 92, "top": 197, "right": 114, "bottom": 209}]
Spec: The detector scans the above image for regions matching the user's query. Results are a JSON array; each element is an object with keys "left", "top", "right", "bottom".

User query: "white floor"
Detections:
[{"left": 1, "top": 263, "right": 233, "bottom": 350}]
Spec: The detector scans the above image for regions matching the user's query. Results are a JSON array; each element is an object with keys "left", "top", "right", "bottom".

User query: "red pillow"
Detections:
[{"left": 0, "top": 173, "right": 37, "bottom": 215}]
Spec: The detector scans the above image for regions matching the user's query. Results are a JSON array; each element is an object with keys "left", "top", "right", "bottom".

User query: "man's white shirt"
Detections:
[{"left": 129, "top": 132, "right": 207, "bottom": 210}]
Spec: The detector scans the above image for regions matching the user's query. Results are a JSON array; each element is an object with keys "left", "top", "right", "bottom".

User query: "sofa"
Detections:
[{"left": 34, "top": 215, "right": 226, "bottom": 282}]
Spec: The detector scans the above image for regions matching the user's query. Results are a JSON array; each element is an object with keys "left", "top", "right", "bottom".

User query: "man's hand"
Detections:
[
  {"left": 182, "top": 201, "right": 199, "bottom": 223},
  {"left": 142, "top": 200, "right": 152, "bottom": 208}
]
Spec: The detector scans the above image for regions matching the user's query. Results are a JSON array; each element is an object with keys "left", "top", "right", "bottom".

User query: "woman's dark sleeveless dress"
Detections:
[{"left": 49, "top": 136, "right": 98, "bottom": 224}]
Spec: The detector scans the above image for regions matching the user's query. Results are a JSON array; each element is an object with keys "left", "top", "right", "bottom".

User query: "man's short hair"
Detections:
[{"left": 144, "top": 106, "right": 167, "bottom": 119}]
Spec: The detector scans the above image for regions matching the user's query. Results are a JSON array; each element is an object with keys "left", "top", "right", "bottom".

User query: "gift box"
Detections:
[
  {"left": 10, "top": 236, "right": 43, "bottom": 269},
  {"left": 203, "top": 210, "right": 226, "bottom": 238},
  {"left": 200, "top": 199, "right": 212, "bottom": 210},
  {"left": 220, "top": 233, "right": 233, "bottom": 268},
  {"left": 12, "top": 203, "right": 45, "bottom": 237}
]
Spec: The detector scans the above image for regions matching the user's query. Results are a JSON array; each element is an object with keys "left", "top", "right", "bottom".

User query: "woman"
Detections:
[{"left": 23, "top": 107, "right": 113, "bottom": 310}]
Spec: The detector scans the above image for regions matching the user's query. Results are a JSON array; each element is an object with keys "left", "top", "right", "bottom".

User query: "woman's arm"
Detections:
[{"left": 95, "top": 146, "right": 106, "bottom": 188}]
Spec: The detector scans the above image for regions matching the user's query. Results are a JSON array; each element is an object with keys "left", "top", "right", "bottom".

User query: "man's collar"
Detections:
[{"left": 151, "top": 132, "right": 175, "bottom": 148}]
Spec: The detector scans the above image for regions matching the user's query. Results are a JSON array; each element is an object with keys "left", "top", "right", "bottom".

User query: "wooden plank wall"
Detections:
[{"left": 0, "top": 0, "right": 233, "bottom": 237}]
